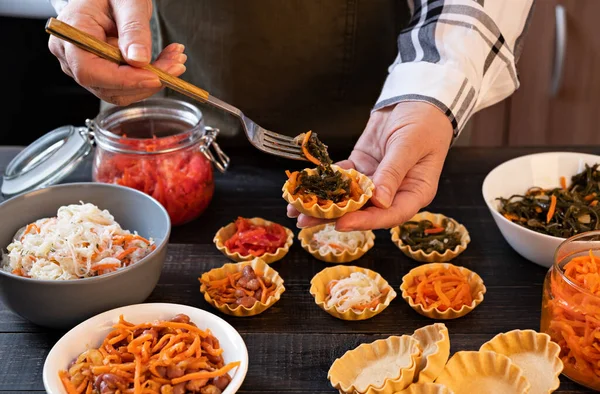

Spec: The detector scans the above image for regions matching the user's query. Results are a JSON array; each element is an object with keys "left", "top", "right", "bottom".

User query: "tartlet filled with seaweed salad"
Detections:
[
  {"left": 391, "top": 212, "right": 470, "bottom": 262},
  {"left": 497, "top": 163, "right": 600, "bottom": 238},
  {"left": 282, "top": 131, "right": 374, "bottom": 219}
]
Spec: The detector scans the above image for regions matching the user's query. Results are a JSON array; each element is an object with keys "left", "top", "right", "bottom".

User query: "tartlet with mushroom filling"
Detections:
[
  {"left": 282, "top": 131, "right": 374, "bottom": 219},
  {"left": 199, "top": 258, "right": 285, "bottom": 317}
]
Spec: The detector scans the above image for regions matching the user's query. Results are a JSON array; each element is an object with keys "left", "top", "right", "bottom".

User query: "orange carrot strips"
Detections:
[
  {"left": 407, "top": 266, "right": 473, "bottom": 311},
  {"left": 424, "top": 226, "right": 445, "bottom": 235},
  {"left": 60, "top": 315, "right": 238, "bottom": 394},
  {"left": 547, "top": 194, "right": 557, "bottom": 223},
  {"left": 301, "top": 131, "right": 321, "bottom": 165},
  {"left": 171, "top": 361, "right": 241, "bottom": 384},
  {"left": 560, "top": 176, "right": 567, "bottom": 190}
]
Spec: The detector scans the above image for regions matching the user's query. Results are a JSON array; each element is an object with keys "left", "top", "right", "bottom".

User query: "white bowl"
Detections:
[
  {"left": 43, "top": 303, "right": 249, "bottom": 394},
  {"left": 482, "top": 151, "right": 600, "bottom": 268}
]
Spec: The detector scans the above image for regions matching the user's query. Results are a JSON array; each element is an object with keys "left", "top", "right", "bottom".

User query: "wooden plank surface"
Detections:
[{"left": 0, "top": 145, "right": 598, "bottom": 393}]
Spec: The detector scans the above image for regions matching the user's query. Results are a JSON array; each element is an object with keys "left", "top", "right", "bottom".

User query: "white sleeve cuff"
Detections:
[
  {"left": 373, "top": 62, "right": 477, "bottom": 136},
  {"left": 49, "top": 0, "right": 68, "bottom": 14}
]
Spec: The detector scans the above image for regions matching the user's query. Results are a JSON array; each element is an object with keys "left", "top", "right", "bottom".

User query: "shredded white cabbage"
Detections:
[
  {"left": 310, "top": 223, "right": 366, "bottom": 254},
  {"left": 1, "top": 202, "right": 154, "bottom": 280},
  {"left": 326, "top": 272, "right": 382, "bottom": 312}
]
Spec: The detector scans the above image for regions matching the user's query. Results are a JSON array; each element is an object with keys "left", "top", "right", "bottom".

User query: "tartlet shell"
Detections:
[
  {"left": 435, "top": 351, "right": 530, "bottom": 394},
  {"left": 282, "top": 165, "right": 375, "bottom": 219},
  {"left": 400, "top": 263, "right": 486, "bottom": 320},
  {"left": 213, "top": 217, "right": 294, "bottom": 264},
  {"left": 199, "top": 258, "right": 285, "bottom": 317},
  {"left": 480, "top": 329, "right": 563, "bottom": 394},
  {"left": 412, "top": 323, "right": 450, "bottom": 384},
  {"left": 390, "top": 212, "right": 470, "bottom": 263},
  {"left": 298, "top": 224, "right": 375, "bottom": 264},
  {"left": 396, "top": 383, "right": 454, "bottom": 394},
  {"left": 310, "top": 265, "right": 397, "bottom": 321},
  {"left": 328, "top": 335, "right": 422, "bottom": 394}
]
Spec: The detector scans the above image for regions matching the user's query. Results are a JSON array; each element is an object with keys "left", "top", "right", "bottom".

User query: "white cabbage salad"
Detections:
[
  {"left": 310, "top": 223, "right": 366, "bottom": 254},
  {"left": 1, "top": 203, "right": 155, "bottom": 280},
  {"left": 326, "top": 272, "right": 383, "bottom": 312}
]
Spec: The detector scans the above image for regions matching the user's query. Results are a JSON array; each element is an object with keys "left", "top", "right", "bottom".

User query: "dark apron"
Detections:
[{"left": 154, "top": 0, "right": 410, "bottom": 143}]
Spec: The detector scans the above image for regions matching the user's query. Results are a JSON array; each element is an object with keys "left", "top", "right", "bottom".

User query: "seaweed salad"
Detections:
[
  {"left": 497, "top": 163, "right": 600, "bottom": 238},
  {"left": 290, "top": 131, "right": 355, "bottom": 203},
  {"left": 399, "top": 218, "right": 463, "bottom": 253}
]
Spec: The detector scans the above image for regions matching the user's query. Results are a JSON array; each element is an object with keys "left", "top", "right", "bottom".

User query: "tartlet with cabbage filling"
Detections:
[{"left": 309, "top": 265, "right": 396, "bottom": 320}]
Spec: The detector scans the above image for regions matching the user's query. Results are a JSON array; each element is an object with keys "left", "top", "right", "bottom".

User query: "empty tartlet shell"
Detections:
[
  {"left": 396, "top": 383, "right": 454, "bottom": 394},
  {"left": 480, "top": 329, "right": 563, "bottom": 394},
  {"left": 390, "top": 212, "right": 470, "bottom": 263},
  {"left": 282, "top": 165, "right": 375, "bottom": 219},
  {"left": 400, "top": 263, "right": 486, "bottom": 320},
  {"left": 412, "top": 323, "right": 450, "bottom": 384},
  {"left": 435, "top": 351, "right": 530, "bottom": 394},
  {"left": 310, "top": 265, "right": 397, "bottom": 321},
  {"left": 213, "top": 217, "right": 294, "bottom": 264},
  {"left": 328, "top": 335, "right": 422, "bottom": 394},
  {"left": 298, "top": 224, "right": 375, "bottom": 264},
  {"left": 199, "top": 258, "right": 285, "bottom": 317}
]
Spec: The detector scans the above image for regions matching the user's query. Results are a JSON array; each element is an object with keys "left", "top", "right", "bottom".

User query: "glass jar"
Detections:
[
  {"left": 90, "top": 99, "right": 228, "bottom": 226},
  {"left": 1, "top": 98, "right": 229, "bottom": 226},
  {"left": 541, "top": 230, "right": 600, "bottom": 390}
]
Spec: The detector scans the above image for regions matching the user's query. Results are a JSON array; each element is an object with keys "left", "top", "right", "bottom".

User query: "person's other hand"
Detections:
[
  {"left": 287, "top": 102, "right": 453, "bottom": 231},
  {"left": 48, "top": 0, "right": 187, "bottom": 106}
]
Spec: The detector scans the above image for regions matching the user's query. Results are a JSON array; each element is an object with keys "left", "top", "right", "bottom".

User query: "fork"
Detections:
[{"left": 45, "top": 18, "right": 308, "bottom": 162}]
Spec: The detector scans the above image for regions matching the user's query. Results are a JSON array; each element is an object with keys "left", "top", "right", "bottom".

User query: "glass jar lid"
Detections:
[
  {"left": 1, "top": 125, "right": 92, "bottom": 197},
  {"left": 1, "top": 98, "right": 229, "bottom": 198}
]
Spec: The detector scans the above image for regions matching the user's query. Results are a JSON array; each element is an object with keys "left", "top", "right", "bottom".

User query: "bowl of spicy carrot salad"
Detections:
[
  {"left": 43, "top": 303, "right": 248, "bottom": 394},
  {"left": 541, "top": 230, "right": 600, "bottom": 390}
]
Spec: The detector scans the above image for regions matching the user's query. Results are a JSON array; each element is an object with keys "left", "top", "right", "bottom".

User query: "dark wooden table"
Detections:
[{"left": 0, "top": 145, "right": 597, "bottom": 394}]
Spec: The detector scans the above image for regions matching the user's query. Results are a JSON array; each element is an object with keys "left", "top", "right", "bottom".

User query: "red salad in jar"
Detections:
[{"left": 91, "top": 99, "right": 228, "bottom": 226}]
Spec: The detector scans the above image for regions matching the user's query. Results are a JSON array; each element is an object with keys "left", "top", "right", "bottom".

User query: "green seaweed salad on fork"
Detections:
[{"left": 497, "top": 163, "right": 600, "bottom": 237}]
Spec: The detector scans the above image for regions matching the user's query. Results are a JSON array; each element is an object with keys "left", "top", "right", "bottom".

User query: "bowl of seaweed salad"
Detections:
[{"left": 482, "top": 152, "right": 600, "bottom": 268}]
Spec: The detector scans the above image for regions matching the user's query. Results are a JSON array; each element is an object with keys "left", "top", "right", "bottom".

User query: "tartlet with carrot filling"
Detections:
[
  {"left": 298, "top": 223, "right": 375, "bottom": 264},
  {"left": 199, "top": 258, "right": 285, "bottom": 317},
  {"left": 213, "top": 217, "right": 293, "bottom": 264},
  {"left": 400, "top": 263, "right": 485, "bottom": 319},
  {"left": 282, "top": 131, "right": 374, "bottom": 219},
  {"left": 391, "top": 212, "right": 470, "bottom": 263},
  {"left": 310, "top": 265, "right": 396, "bottom": 320}
]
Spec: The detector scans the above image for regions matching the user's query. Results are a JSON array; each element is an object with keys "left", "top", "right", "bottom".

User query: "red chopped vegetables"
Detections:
[
  {"left": 94, "top": 135, "right": 214, "bottom": 226},
  {"left": 224, "top": 217, "right": 288, "bottom": 257}
]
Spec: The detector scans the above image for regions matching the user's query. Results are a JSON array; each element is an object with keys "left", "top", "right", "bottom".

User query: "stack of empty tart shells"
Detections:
[{"left": 328, "top": 324, "right": 564, "bottom": 394}]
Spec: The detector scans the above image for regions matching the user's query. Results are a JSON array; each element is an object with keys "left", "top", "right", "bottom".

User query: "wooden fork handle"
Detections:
[{"left": 45, "top": 17, "right": 209, "bottom": 103}]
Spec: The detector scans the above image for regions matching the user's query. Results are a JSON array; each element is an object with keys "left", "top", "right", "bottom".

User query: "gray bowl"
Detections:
[{"left": 0, "top": 183, "right": 171, "bottom": 329}]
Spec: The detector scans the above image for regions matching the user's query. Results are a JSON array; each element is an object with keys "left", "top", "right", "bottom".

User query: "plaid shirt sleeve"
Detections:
[{"left": 375, "top": 0, "right": 535, "bottom": 137}]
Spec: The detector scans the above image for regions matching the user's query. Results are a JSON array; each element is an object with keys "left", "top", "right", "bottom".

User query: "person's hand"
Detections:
[
  {"left": 48, "top": 0, "right": 187, "bottom": 106},
  {"left": 287, "top": 101, "right": 453, "bottom": 231}
]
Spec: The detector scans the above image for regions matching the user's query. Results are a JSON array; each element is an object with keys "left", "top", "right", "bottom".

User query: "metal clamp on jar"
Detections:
[{"left": 2, "top": 98, "right": 229, "bottom": 226}]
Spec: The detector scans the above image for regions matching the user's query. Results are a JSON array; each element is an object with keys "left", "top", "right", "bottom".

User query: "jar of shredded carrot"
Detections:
[
  {"left": 541, "top": 231, "right": 600, "bottom": 390},
  {"left": 90, "top": 99, "right": 229, "bottom": 226}
]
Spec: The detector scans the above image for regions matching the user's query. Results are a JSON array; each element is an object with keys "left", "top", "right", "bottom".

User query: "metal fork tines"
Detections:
[{"left": 207, "top": 96, "right": 308, "bottom": 161}]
